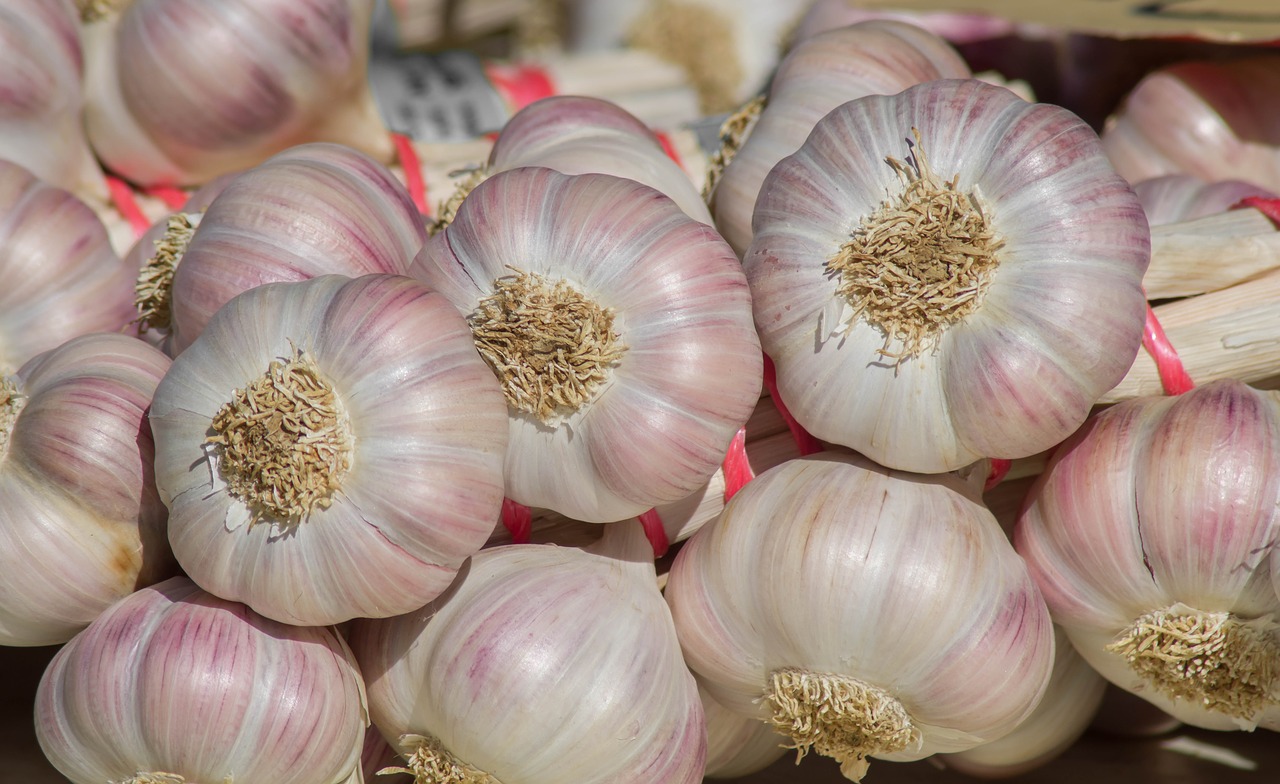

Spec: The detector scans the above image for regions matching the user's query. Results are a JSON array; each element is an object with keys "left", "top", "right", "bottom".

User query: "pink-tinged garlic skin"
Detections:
[
  {"left": 746, "top": 78, "right": 1150, "bottom": 473},
  {"left": 1132, "top": 173, "right": 1278, "bottom": 226},
  {"left": 1100, "top": 57, "right": 1280, "bottom": 190},
  {"left": 665, "top": 452, "right": 1055, "bottom": 764},
  {"left": 149, "top": 274, "right": 508, "bottom": 626},
  {"left": 166, "top": 142, "right": 426, "bottom": 356},
  {"left": 792, "top": 0, "right": 1017, "bottom": 47},
  {"left": 83, "top": 0, "right": 393, "bottom": 187},
  {"left": 1015, "top": 379, "right": 1280, "bottom": 730},
  {"left": 712, "top": 20, "right": 970, "bottom": 257},
  {"left": 0, "top": 160, "right": 135, "bottom": 372},
  {"left": 35, "top": 576, "right": 367, "bottom": 784},
  {"left": 0, "top": 0, "right": 108, "bottom": 204},
  {"left": 0, "top": 332, "right": 175, "bottom": 646},
  {"left": 488, "top": 94, "right": 713, "bottom": 225},
  {"left": 347, "top": 532, "right": 707, "bottom": 783},
  {"left": 412, "top": 166, "right": 762, "bottom": 523}
]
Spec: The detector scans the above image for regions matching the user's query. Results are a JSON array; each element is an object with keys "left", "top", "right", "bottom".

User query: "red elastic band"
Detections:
[
  {"left": 762, "top": 353, "right": 824, "bottom": 456},
  {"left": 1233, "top": 195, "right": 1280, "bottom": 226},
  {"left": 391, "top": 132, "right": 429, "bottom": 216},
  {"left": 1142, "top": 301, "right": 1195, "bottom": 396},
  {"left": 984, "top": 458, "right": 1012, "bottom": 492},
  {"left": 483, "top": 62, "right": 557, "bottom": 111},
  {"left": 105, "top": 174, "right": 153, "bottom": 237},
  {"left": 638, "top": 508, "right": 670, "bottom": 558},
  {"left": 500, "top": 497, "right": 532, "bottom": 544},
  {"left": 143, "top": 185, "right": 190, "bottom": 211},
  {"left": 654, "top": 130, "right": 684, "bottom": 169},
  {"left": 721, "top": 426, "right": 754, "bottom": 501}
]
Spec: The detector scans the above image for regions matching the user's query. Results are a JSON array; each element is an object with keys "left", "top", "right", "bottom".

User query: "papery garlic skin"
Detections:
[
  {"left": 665, "top": 452, "right": 1055, "bottom": 780},
  {"left": 746, "top": 78, "right": 1150, "bottom": 473},
  {"left": 162, "top": 142, "right": 426, "bottom": 356},
  {"left": 348, "top": 522, "right": 706, "bottom": 784},
  {"left": 412, "top": 166, "right": 762, "bottom": 523},
  {"left": 702, "top": 684, "right": 788, "bottom": 779},
  {"left": 0, "top": 0, "right": 108, "bottom": 204},
  {"left": 711, "top": 20, "right": 971, "bottom": 256},
  {"left": 1015, "top": 379, "right": 1280, "bottom": 731},
  {"left": 0, "top": 160, "right": 135, "bottom": 373},
  {"left": 35, "top": 576, "right": 367, "bottom": 784},
  {"left": 149, "top": 274, "right": 508, "bottom": 626},
  {"left": 82, "top": 0, "right": 393, "bottom": 187},
  {"left": 1133, "top": 174, "right": 1278, "bottom": 227},
  {"left": 0, "top": 332, "right": 174, "bottom": 646}
]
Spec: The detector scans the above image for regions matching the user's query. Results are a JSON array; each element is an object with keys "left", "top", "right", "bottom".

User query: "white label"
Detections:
[{"left": 368, "top": 50, "right": 511, "bottom": 142}]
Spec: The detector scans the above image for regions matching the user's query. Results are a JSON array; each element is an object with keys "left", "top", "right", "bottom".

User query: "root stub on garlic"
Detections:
[
  {"left": 764, "top": 668, "right": 920, "bottom": 782},
  {"left": 386, "top": 733, "right": 504, "bottom": 784}
]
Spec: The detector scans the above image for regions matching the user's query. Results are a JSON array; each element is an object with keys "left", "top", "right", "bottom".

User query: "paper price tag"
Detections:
[{"left": 368, "top": 50, "right": 512, "bottom": 142}]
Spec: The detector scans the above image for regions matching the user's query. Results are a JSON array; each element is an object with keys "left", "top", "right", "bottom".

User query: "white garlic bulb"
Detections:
[
  {"left": 35, "top": 576, "right": 368, "bottom": 784},
  {"left": 81, "top": 0, "right": 393, "bottom": 187},
  {"left": 411, "top": 166, "right": 762, "bottom": 523},
  {"left": 137, "top": 142, "right": 426, "bottom": 356},
  {"left": 1015, "top": 378, "right": 1280, "bottom": 731},
  {"left": 664, "top": 451, "right": 1055, "bottom": 782},
  {"left": 0, "top": 0, "right": 108, "bottom": 204},
  {"left": 347, "top": 519, "right": 707, "bottom": 783},
  {"left": 711, "top": 20, "right": 971, "bottom": 256},
  {"left": 0, "top": 159, "right": 135, "bottom": 373},
  {"left": 702, "top": 684, "right": 788, "bottom": 779},
  {"left": 0, "top": 331, "right": 175, "bottom": 646},
  {"left": 149, "top": 273, "right": 509, "bottom": 626},
  {"left": 745, "top": 78, "right": 1151, "bottom": 473}
]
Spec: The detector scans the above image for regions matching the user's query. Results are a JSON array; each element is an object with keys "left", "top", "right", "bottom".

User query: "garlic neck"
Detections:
[
  {"left": 764, "top": 668, "right": 920, "bottom": 783},
  {"left": 76, "top": 0, "right": 125, "bottom": 24},
  {"left": 385, "top": 733, "right": 504, "bottom": 784},
  {"left": 1106, "top": 605, "right": 1280, "bottom": 720},
  {"left": 827, "top": 128, "right": 1003, "bottom": 361},
  {"left": 135, "top": 212, "right": 201, "bottom": 334},
  {"left": 0, "top": 375, "right": 25, "bottom": 459},
  {"left": 205, "top": 347, "right": 353, "bottom": 528},
  {"left": 468, "top": 268, "right": 626, "bottom": 426}
]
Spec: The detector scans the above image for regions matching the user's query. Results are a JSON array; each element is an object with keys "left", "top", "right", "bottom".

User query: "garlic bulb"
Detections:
[
  {"left": 1015, "top": 378, "right": 1280, "bottom": 731},
  {"left": 137, "top": 142, "right": 426, "bottom": 356},
  {"left": 411, "top": 165, "right": 762, "bottom": 523},
  {"left": 0, "top": 331, "right": 174, "bottom": 646},
  {"left": 81, "top": 0, "right": 394, "bottom": 187},
  {"left": 791, "top": 0, "right": 1018, "bottom": 47},
  {"left": 702, "top": 684, "right": 788, "bottom": 779},
  {"left": 1134, "top": 174, "right": 1278, "bottom": 226},
  {"left": 745, "top": 78, "right": 1151, "bottom": 473},
  {"left": 0, "top": 159, "right": 135, "bottom": 373},
  {"left": 1100, "top": 55, "right": 1280, "bottom": 190},
  {"left": 940, "top": 625, "right": 1107, "bottom": 778},
  {"left": 148, "top": 273, "right": 509, "bottom": 626},
  {"left": 35, "top": 575, "right": 368, "bottom": 784},
  {"left": 710, "top": 20, "right": 971, "bottom": 256},
  {"left": 347, "top": 519, "right": 706, "bottom": 783},
  {"left": 664, "top": 451, "right": 1055, "bottom": 781},
  {"left": 0, "top": 0, "right": 108, "bottom": 204}
]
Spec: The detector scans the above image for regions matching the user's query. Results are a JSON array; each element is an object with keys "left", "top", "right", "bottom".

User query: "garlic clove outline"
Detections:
[{"left": 149, "top": 273, "right": 509, "bottom": 626}]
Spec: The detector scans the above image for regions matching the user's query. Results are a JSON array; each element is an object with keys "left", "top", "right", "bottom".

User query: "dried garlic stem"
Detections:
[
  {"left": 468, "top": 268, "right": 626, "bottom": 424},
  {"left": 764, "top": 668, "right": 920, "bottom": 782},
  {"left": 205, "top": 347, "right": 353, "bottom": 528},
  {"left": 0, "top": 375, "right": 25, "bottom": 456},
  {"left": 115, "top": 773, "right": 231, "bottom": 784},
  {"left": 383, "top": 733, "right": 504, "bottom": 784},
  {"left": 428, "top": 166, "right": 489, "bottom": 236},
  {"left": 135, "top": 213, "right": 201, "bottom": 333},
  {"left": 1106, "top": 606, "right": 1280, "bottom": 719},
  {"left": 77, "top": 0, "right": 122, "bottom": 23},
  {"left": 626, "top": 0, "right": 744, "bottom": 114},
  {"left": 828, "top": 128, "right": 1003, "bottom": 361},
  {"left": 703, "top": 94, "right": 766, "bottom": 201}
]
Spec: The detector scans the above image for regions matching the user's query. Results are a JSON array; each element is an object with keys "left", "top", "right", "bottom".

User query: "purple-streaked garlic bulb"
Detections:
[
  {"left": 710, "top": 20, "right": 971, "bottom": 256},
  {"left": 746, "top": 78, "right": 1150, "bottom": 473},
  {"left": 1015, "top": 379, "right": 1280, "bottom": 731},
  {"left": 448, "top": 94, "right": 712, "bottom": 228},
  {"left": 0, "top": 332, "right": 175, "bottom": 646},
  {"left": 347, "top": 519, "right": 706, "bottom": 784},
  {"left": 1132, "top": 173, "right": 1278, "bottom": 226},
  {"left": 411, "top": 166, "right": 762, "bottom": 523},
  {"left": 148, "top": 274, "right": 508, "bottom": 626},
  {"left": 0, "top": 159, "right": 136, "bottom": 373},
  {"left": 134, "top": 142, "right": 426, "bottom": 357},
  {"left": 0, "top": 0, "right": 107, "bottom": 204},
  {"left": 791, "top": 0, "right": 1017, "bottom": 47},
  {"left": 81, "top": 0, "right": 393, "bottom": 187},
  {"left": 1100, "top": 56, "right": 1280, "bottom": 190},
  {"left": 35, "top": 576, "right": 367, "bottom": 784},
  {"left": 664, "top": 451, "right": 1055, "bottom": 782}
]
